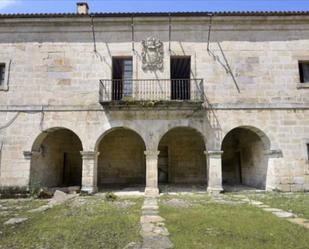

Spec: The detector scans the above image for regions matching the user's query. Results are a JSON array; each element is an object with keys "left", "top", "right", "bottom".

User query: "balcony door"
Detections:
[
  {"left": 112, "top": 57, "right": 133, "bottom": 100},
  {"left": 170, "top": 56, "right": 191, "bottom": 100}
]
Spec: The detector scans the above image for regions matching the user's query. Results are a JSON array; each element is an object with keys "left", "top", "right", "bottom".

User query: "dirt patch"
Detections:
[
  {"left": 113, "top": 200, "right": 136, "bottom": 209},
  {"left": 163, "top": 198, "right": 191, "bottom": 208}
]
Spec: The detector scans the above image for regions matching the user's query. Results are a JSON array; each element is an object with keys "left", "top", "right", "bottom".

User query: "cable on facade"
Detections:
[
  {"left": 207, "top": 14, "right": 213, "bottom": 51},
  {"left": 0, "top": 112, "right": 20, "bottom": 130},
  {"left": 217, "top": 42, "right": 240, "bottom": 93},
  {"left": 90, "top": 15, "right": 97, "bottom": 53},
  {"left": 40, "top": 106, "right": 45, "bottom": 131},
  {"left": 168, "top": 13, "right": 172, "bottom": 52},
  {"left": 131, "top": 14, "right": 135, "bottom": 52}
]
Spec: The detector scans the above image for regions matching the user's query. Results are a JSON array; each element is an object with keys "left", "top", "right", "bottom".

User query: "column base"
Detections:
[
  {"left": 207, "top": 187, "right": 223, "bottom": 195},
  {"left": 81, "top": 186, "right": 98, "bottom": 194},
  {"left": 144, "top": 187, "right": 159, "bottom": 197},
  {"left": 266, "top": 186, "right": 275, "bottom": 192}
]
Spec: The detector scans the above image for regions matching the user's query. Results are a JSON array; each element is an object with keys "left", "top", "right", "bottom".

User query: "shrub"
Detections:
[{"left": 105, "top": 192, "right": 117, "bottom": 202}]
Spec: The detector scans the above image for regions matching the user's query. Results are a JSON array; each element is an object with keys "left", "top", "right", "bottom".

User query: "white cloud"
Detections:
[{"left": 0, "top": 0, "right": 18, "bottom": 10}]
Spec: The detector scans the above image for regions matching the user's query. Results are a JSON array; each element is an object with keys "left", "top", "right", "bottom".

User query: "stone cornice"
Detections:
[{"left": 1, "top": 103, "right": 309, "bottom": 112}]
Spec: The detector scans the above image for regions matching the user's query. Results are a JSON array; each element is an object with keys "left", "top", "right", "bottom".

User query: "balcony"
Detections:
[{"left": 99, "top": 79, "right": 204, "bottom": 108}]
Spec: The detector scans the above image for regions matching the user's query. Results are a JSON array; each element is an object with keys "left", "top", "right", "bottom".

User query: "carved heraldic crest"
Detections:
[{"left": 141, "top": 36, "right": 164, "bottom": 70}]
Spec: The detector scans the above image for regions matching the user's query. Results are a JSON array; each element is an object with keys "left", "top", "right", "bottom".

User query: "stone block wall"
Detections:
[
  {"left": 158, "top": 127, "right": 206, "bottom": 184},
  {"left": 97, "top": 128, "right": 146, "bottom": 185},
  {"left": 0, "top": 14, "right": 308, "bottom": 191}
]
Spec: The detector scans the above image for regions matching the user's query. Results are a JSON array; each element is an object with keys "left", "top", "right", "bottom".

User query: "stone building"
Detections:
[{"left": 0, "top": 3, "right": 309, "bottom": 195}]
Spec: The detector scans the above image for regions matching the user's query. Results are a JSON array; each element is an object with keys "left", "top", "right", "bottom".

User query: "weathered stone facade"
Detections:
[{"left": 0, "top": 9, "right": 309, "bottom": 194}]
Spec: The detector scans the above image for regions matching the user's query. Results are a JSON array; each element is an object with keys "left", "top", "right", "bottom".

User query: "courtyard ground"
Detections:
[
  {"left": 0, "top": 192, "right": 309, "bottom": 249},
  {"left": 244, "top": 192, "right": 309, "bottom": 220},
  {"left": 160, "top": 192, "right": 309, "bottom": 249},
  {"left": 0, "top": 195, "right": 142, "bottom": 249}
]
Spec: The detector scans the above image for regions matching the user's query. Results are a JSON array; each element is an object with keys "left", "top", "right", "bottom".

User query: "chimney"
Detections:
[{"left": 77, "top": 2, "right": 89, "bottom": 15}]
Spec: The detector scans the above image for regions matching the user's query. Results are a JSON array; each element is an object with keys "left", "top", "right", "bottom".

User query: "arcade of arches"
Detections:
[{"left": 29, "top": 126, "right": 272, "bottom": 193}]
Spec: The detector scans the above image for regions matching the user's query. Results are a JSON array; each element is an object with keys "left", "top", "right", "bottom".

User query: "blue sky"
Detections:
[{"left": 0, "top": 0, "right": 309, "bottom": 14}]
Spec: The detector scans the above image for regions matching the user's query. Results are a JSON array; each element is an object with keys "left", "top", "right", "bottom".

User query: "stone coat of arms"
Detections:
[{"left": 141, "top": 36, "right": 164, "bottom": 70}]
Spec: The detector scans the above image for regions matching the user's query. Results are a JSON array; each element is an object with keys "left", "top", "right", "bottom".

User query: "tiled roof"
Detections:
[{"left": 0, "top": 11, "right": 309, "bottom": 18}]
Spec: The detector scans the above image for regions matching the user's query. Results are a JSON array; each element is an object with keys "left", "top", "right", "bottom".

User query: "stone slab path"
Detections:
[
  {"left": 140, "top": 197, "right": 173, "bottom": 249},
  {"left": 232, "top": 195, "right": 309, "bottom": 229}
]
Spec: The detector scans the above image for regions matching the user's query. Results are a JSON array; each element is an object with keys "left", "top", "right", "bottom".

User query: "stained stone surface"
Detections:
[
  {"left": 263, "top": 208, "right": 283, "bottom": 212},
  {"left": 287, "top": 218, "right": 309, "bottom": 229},
  {"left": 140, "top": 198, "right": 173, "bottom": 249},
  {"left": 28, "top": 204, "right": 51, "bottom": 213},
  {"left": 4, "top": 217, "right": 28, "bottom": 225},
  {"left": 163, "top": 198, "right": 191, "bottom": 208},
  {"left": 272, "top": 211, "right": 296, "bottom": 218}
]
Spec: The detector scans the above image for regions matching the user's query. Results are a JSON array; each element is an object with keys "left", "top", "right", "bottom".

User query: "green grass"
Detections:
[
  {"left": 0, "top": 198, "right": 47, "bottom": 226},
  {"left": 246, "top": 192, "right": 309, "bottom": 219},
  {"left": 160, "top": 196, "right": 309, "bottom": 249},
  {"left": 0, "top": 196, "right": 142, "bottom": 249}
]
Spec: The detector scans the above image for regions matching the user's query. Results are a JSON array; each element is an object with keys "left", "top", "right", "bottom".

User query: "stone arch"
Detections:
[
  {"left": 221, "top": 126, "right": 270, "bottom": 190},
  {"left": 30, "top": 127, "right": 83, "bottom": 189},
  {"left": 156, "top": 124, "right": 207, "bottom": 150},
  {"left": 157, "top": 126, "right": 207, "bottom": 185},
  {"left": 95, "top": 127, "right": 147, "bottom": 188},
  {"left": 94, "top": 126, "right": 147, "bottom": 152}
]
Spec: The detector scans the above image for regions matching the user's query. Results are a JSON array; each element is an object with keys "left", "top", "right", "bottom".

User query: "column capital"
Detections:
[
  {"left": 144, "top": 150, "right": 160, "bottom": 157},
  {"left": 80, "top": 151, "right": 100, "bottom": 159},
  {"left": 264, "top": 149, "right": 283, "bottom": 158},
  {"left": 205, "top": 150, "right": 223, "bottom": 158}
]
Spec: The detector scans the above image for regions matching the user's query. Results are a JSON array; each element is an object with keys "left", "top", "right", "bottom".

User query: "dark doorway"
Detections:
[
  {"left": 170, "top": 56, "right": 191, "bottom": 100},
  {"left": 112, "top": 57, "right": 133, "bottom": 100}
]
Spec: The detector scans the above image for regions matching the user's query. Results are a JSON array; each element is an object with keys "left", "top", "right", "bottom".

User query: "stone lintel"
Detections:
[
  {"left": 264, "top": 149, "right": 283, "bottom": 158},
  {"left": 80, "top": 151, "right": 99, "bottom": 160}
]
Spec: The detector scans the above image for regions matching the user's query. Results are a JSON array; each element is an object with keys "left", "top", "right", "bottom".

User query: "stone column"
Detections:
[
  {"left": 265, "top": 149, "right": 283, "bottom": 191},
  {"left": 81, "top": 151, "right": 99, "bottom": 194},
  {"left": 144, "top": 150, "right": 160, "bottom": 196},
  {"left": 206, "top": 150, "right": 223, "bottom": 194}
]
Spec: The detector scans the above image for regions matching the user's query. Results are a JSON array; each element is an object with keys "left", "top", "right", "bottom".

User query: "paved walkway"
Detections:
[
  {"left": 140, "top": 197, "right": 173, "bottom": 249},
  {"left": 231, "top": 195, "right": 309, "bottom": 229}
]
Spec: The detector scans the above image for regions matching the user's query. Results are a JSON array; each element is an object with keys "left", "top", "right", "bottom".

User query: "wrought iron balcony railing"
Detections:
[{"left": 99, "top": 79, "right": 204, "bottom": 102}]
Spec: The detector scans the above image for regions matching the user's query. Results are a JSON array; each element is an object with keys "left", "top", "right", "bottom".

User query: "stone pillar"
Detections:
[
  {"left": 23, "top": 151, "right": 33, "bottom": 189},
  {"left": 81, "top": 151, "right": 99, "bottom": 194},
  {"left": 265, "top": 149, "right": 283, "bottom": 191},
  {"left": 206, "top": 150, "right": 223, "bottom": 194},
  {"left": 23, "top": 150, "right": 43, "bottom": 189},
  {"left": 144, "top": 150, "right": 160, "bottom": 196}
]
